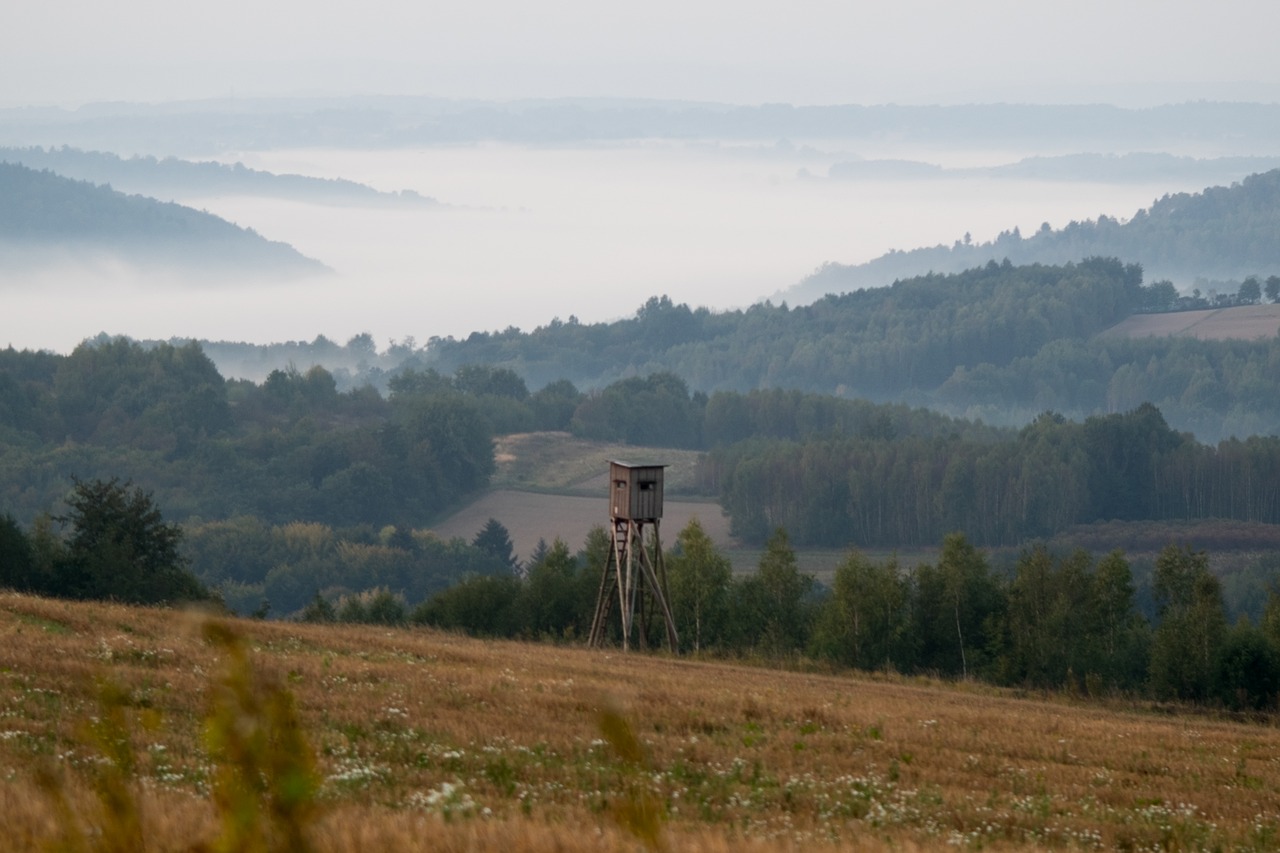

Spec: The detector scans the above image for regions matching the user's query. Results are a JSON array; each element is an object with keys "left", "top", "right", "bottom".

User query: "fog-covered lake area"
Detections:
[{"left": 0, "top": 140, "right": 1255, "bottom": 355}]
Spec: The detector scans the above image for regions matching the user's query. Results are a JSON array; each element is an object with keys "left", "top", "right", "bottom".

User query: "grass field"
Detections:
[{"left": 2, "top": 592, "right": 1279, "bottom": 851}]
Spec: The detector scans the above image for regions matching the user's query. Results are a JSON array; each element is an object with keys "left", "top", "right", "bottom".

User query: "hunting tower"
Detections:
[{"left": 588, "top": 461, "right": 679, "bottom": 652}]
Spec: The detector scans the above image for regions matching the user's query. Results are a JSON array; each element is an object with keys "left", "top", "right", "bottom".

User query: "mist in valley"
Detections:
[{"left": 1, "top": 140, "right": 1240, "bottom": 359}]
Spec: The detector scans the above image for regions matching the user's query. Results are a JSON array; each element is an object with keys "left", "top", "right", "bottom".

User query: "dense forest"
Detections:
[
  {"left": 418, "top": 258, "right": 1280, "bottom": 442},
  {"left": 0, "top": 339, "right": 496, "bottom": 528},
  {"left": 0, "top": 340, "right": 538, "bottom": 613},
  {"left": 706, "top": 402, "right": 1280, "bottom": 547},
  {"left": 789, "top": 169, "right": 1280, "bottom": 301},
  {"left": 0, "top": 162, "right": 326, "bottom": 273},
  {"left": 425, "top": 258, "right": 1147, "bottom": 390},
  {"left": 0, "top": 146, "right": 439, "bottom": 207}
]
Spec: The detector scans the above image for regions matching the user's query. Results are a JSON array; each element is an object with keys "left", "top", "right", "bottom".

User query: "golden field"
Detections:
[{"left": 1, "top": 592, "right": 1278, "bottom": 851}]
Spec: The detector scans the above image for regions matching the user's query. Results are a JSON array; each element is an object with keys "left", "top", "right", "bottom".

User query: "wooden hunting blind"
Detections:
[
  {"left": 589, "top": 461, "right": 679, "bottom": 652},
  {"left": 609, "top": 460, "right": 664, "bottom": 521}
]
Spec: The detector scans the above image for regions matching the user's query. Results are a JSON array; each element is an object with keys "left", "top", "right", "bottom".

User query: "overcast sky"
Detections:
[{"left": 4, "top": 0, "right": 1279, "bottom": 107}]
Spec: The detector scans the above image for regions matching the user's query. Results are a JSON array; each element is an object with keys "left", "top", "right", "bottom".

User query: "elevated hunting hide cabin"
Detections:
[
  {"left": 593, "top": 460, "right": 677, "bottom": 652},
  {"left": 609, "top": 460, "right": 665, "bottom": 521}
]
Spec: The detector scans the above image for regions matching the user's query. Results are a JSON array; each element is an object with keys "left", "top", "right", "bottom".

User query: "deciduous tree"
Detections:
[
  {"left": 1149, "top": 545, "right": 1226, "bottom": 701},
  {"left": 748, "top": 528, "right": 814, "bottom": 656},
  {"left": 666, "top": 518, "right": 732, "bottom": 653},
  {"left": 811, "top": 550, "right": 907, "bottom": 670}
]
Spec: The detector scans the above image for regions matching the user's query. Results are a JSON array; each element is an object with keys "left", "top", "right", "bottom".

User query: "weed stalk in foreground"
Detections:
[
  {"left": 598, "top": 703, "right": 668, "bottom": 852},
  {"left": 201, "top": 619, "right": 320, "bottom": 853}
]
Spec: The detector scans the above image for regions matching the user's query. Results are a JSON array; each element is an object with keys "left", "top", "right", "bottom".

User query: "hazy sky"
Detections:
[{"left": 4, "top": 0, "right": 1280, "bottom": 107}]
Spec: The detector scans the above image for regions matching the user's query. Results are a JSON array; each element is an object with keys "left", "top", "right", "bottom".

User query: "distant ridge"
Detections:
[
  {"left": 2, "top": 98, "right": 1278, "bottom": 156},
  {"left": 0, "top": 146, "right": 440, "bottom": 208},
  {"left": 0, "top": 162, "right": 328, "bottom": 275},
  {"left": 783, "top": 168, "right": 1280, "bottom": 304}
]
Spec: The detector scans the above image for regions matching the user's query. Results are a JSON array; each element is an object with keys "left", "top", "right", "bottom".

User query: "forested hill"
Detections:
[
  {"left": 0, "top": 146, "right": 439, "bottom": 207},
  {"left": 430, "top": 257, "right": 1144, "bottom": 395},
  {"left": 786, "top": 169, "right": 1280, "bottom": 303},
  {"left": 423, "top": 257, "right": 1280, "bottom": 441},
  {"left": 0, "top": 162, "right": 327, "bottom": 274}
]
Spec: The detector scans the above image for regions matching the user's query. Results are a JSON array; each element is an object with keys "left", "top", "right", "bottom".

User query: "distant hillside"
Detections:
[
  {"left": 785, "top": 169, "right": 1280, "bottom": 303},
  {"left": 0, "top": 146, "right": 440, "bottom": 207},
  {"left": 0, "top": 162, "right": 327, "bottom": 274}
]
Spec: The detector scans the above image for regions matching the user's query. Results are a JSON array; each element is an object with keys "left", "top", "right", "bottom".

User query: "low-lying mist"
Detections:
[{"left": 2, "top": 142, "right": 1224, "bottom": 354}]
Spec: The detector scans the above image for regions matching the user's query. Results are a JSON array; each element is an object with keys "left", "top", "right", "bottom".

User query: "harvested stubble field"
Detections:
[
  {"left": 2, "top": 593, "right": 1279, "bottom": 851},
  {"left": 1100, "top": 304, "right": 1280, "bottom": 342}
]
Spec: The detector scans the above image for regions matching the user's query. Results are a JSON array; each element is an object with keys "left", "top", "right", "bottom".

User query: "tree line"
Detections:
[
  {"left": 0, "top": 478, "right": 210, "bottom": 606},
  {"left": 706, "top": 403, "right": 1280, "bottom": 547},
  {"left": 4, "top": 476, "right": 1278, "bottom": 712},
  {"left": 417, "top": 521, "right": 1280, "bottom": 712}
]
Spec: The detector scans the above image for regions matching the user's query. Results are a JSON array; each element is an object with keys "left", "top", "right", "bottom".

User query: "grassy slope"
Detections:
[{"left": 2, "top": 593, "right": 1278, "bottom": 852}]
